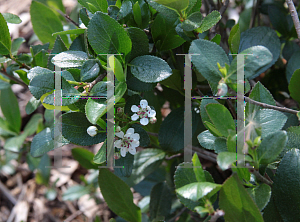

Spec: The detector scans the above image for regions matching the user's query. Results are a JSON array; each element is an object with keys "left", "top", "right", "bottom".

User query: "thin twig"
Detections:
[
  {"left": 88, "top": 72, "right": 107, "bottom": 93},
  {"left": 165, "top": 153, "right": 183, "bottom": 160},
  {"left": 57, "top": 9, "right": 80, "bottom": 27},
  {"left": 1, "top": 69, "right": 28, "bottom": 89},
  {"left": 210, "top": 209, "right": 225, "bottom": 222},
  {"left": 9, "top": 56, "right": 31, "bottom": 70},
  {"left": 64, "top": 210, "right": 83, "bottom": 222},
  {"left": 0, "top": 181, "right": 17, "bottom": 205},
  {"left": 167, "top": 207, "right": 187, "bottom": 222},
  {"left": 251, "top": 170, "right": 273, "bottom": 187},
  {"left": 286, "top": 0, "right": 300, "bottom": 39},
  {"left": 219, "top": 0, "right": 229, "bottom": 16},
  {"left": 245, "top": 96, "right": 298, "bottom": 115}
]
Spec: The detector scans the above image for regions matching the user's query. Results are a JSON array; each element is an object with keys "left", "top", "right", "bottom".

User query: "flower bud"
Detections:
[
  {"left": 116, "top": 126, "right": 121, "bottom": 132},
  {"left": 117, "top": 107, "right": 124, "bottom": 114},
  {"left": 114, "top": 152, "right": 121, "bottom": 160},
  {"left": 253, "top": 136, "right": 261, "bottom": 147},
  {"left": 87, "top": 126, "right": 98, "bottom": 137},
  {"left": 217, "top": 83, "right": 228, "bottom": 97},
  {"left": 150, "top": 117, "right": 157, "bottom": 124}
]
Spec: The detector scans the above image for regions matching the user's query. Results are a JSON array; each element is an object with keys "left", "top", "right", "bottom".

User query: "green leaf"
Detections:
[
  {"left": 11, "top": 37, "right": 25, "bottom": 55},
  {"left": 176, "top": 182, "right": 221, "bottom": 202},
  {"left": 93, "top": 140, "right": 106, "bottom": 164},
  {"left": 257, "top": 131, "right": 287, "bottom": 164},
  {"left": 199, "top": 98, "right": 219, "bottom": 124},
  {"left": 23, "top": 113, "right": 43, "bottom": 137},
  {"left": 86, "top": 0, "right": 108, "bottom": 13},
  {"left": 228, "top": 23, "right": 240, "bottom": 54},
  {"left": 120, "top": 149, "right": 166, "bottom": 187},
  {"left": 253, "top": 109, "right": 287, "bottom": 138},
  {"left": 149, "top": 182, "right": 172, "bottom": 221},
  {"left": 268, "top": 5, "right": 289, "bottom": 36},
  {"left": 130, "top": 55, "right": 172, "bottom": 83},
  {"left": 87, "top": 11, "right": 132, "bottom": 61},
  {"left": 114, "top": 154, "right": 134, "bottom": 177},
  {"left": 181, "top": 12, "right": 202, "bottom": 31},
  {"left": 189, "top": 39, "right": 229, "bottom": 94},
  {"left": 185, "top": 0, "right": 202, "bottom": 16},
  {"left": 211, "top": 34, "right": 221, "bottom": 45},
  {"left": 286, "top": 126, "right": 300, "bottom": 149},
  {"left": 4, "top": 134, "right": 27, "bottom": 152},
  {"left": 98, "top": 168, "right": 142, "bottom": 222},
  {"left": 288, "top": 69, "right": 300, "bottom": 104},
  {"left": 192, "top": 153, "right": 206, "bottom": 182},
  {"left": 247, "top": 183, "right": 271, "bottom": 211},
  {"left": 203, "top": 121, "right": 222, "bottom": 137},
  {"left": 195, "top": 11, "right": 221, "bottom": 33},
  {"left": 160, "top": 69, "right": 182, "bottom": 92},
  {"left": 133, "top": 1, "right": 142, "bottom": 27},
  {"left": 205, "top": 103, "right": 235, "bottom": 137},
  {"left": 30, "top": 127, "right": 69, "bottom": 157},
  {"left": 80, "top": 60, "right": 100, "bottom": 82},
  {"left": 126, "top": 27, "right": 149, "bottom": 62},
  {"left": 130, "top": 124, "right": 150, "bottom": 147},
  {"left": 2, "top": 13, "right": 22, "bottom": 24},
  {"left": 0, "top": 87, "right": 21, "bottom": 133},
  {"left": 62, "top": 185, "right": 90, "bottom": 201},
  {"left": 52, "top": 28, "right": 86, "bottom": 36},
  {"left": 263, "top": 196, "right": 284, "bottom": 222},
  {"left": 62, "top": 112, "right": 106, "bottom": 146},
  {"left": 286, "top": 51, "right": 300, "bottom": 83},
  {"left": 51, "top": 51, "right": 88, "bottom": 68},
  {"left": 197, "top": 130, "right": 216, "bottom": 151},
  {"left": 273, "top": 149, "right": 300, "bottom": 221},
  {"left": 282, "top": 40, "right": 300, "bottom": 61},
  {"left": 151, "top": 13, "right": 185, "bottom": 51},
  {"left": 174, "top": 162, "right": 215, "bottom": 210},
  {"left": 217, "top": 152, "right": 252, "bottom": 170},
  {"left": 117, "top": 0, "right": 132, "bottom": 20},
  {"left": 72, "top": 148, "right": 98, "bottom": 169},
  {"left": 238, "top": 26, "right": 280, "bottom": 79},
  {"left": 228, "top": 46, "right": 273, "bottom": 80},
  {"left": 246, "top": 81, "right": 276, "bottom": 114},
  {"left": 0, "top": 13, "right": 11, "bottom": 55},
  {"left": 48, "top": 36, "right": 68, "bottom": 71},
  {"left": 30, "top": 1, "right": 68, "bottom": 48},
  {"left": 126, "top": 66, "right": 156, "bottom": 92},
  {"left": 85, "top": 98, "right": 107, "bottom": 124},
  {"left": 0, "top": 79, "right": 10, "bottom": 90},
  {"left": 153, "top": 0, "right": 189, "bottom": 13},
  {"left": 158, "top": 107, "right": 201, "bottom": 152},
  {"left": 219, "top": 174, "right": 264, "bottom": 222},
  {"left": 108, "top": 56, "right": 124, "bottom": 82}
]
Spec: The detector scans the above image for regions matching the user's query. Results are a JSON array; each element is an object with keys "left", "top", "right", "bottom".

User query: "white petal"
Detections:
[
  {"left": 131, "top": 133, "right": 140, "bottom": 141},
  {"left": 140, "top": 99, "right": 148, "bottom": 108},
  {"left": 140, "top": 118, "right": 149, "bottom": 126},
  {"left": 130, "top": 140, "right": 139, "bottom": 148},
  {"left": 131, "top": 105, "right": 139, "bottom": 112},
  {"left": 115, "top": 131, "right": 124, "bottom": 138},
  {"left": 126, "top": 128, "right": 134, "bottom": 135},
  {"left": 114, "top": 140, "right": 122, "bottom": 148},
  {"left": 120, "top": 147, "right": 127, "bottom": 157},
  {"left": 128, "top": 147, "right": 136, "bottom": 155},
  {"left": 131, "top": 114, "right": 139, "bottom": 121},
  {"left": 148, "top": 109, "right": 156, "bottom": 118}
]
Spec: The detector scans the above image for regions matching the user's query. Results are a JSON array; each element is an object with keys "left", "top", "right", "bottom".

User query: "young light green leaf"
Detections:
[
  {"left": 108, "top": 56, "right": 124, "bottom": 82},
  {"left": 192, "top": 153, "right": 206, "bottom": 182},
  {"left": 2, "top": 13, "right": 22, "bottom": 24},
  {"left": 98, "top": 168, "right": 142, "bottom": 222},
  {"left": 52, "top": 28, "right": 86, "bottom": 36},
  {"left": 133, "top": 1, "right": 142, "bottom": 27},
  {"left": 0, "top": 13, "right": 11, "bottom": 55},
  {"left": 217, "top": 152, "right": 252, "bottom": 170},
  {"left": 228, "top": 23, "right": 240, "bottom": 54},
  {"left": 72, "top": 148, "right": 98, "bottom": 169},
  {"left": 153, "top": 0, "right": 189, "bottom": 13},
  {"left": 11, "top": 37, "right": 25, "bottom": 55},
  {"left": 195, "top": 11, "right": 221, "bottom": 33}
]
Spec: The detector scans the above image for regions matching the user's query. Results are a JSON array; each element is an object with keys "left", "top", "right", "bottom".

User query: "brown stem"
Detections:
[
  {"left": 286, "top": 0, "right": 300, "bottom": 39},
  {"left": 57, "top": 9, "right": 80, "bottom": 27},
  {"left": 1, "top": 69, "right": 28, "bottom": 89},
  {"left": 219, "top": 0, "right": 230, "bottom": 16},
  {"left": 88, "top": 72, "right": 107, "bottom": 94},
  {"left": 251, "top": 170, "right": 273, "bottom": 187},
  {"left": 245, "top": 96, "right": 298, "bottom": 115},
  {"left": 210, "top": 209, "right": 225, "bottom": 222}
]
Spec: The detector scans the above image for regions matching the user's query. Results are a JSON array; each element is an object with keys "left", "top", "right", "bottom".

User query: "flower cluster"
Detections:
[
  {"left": 131, "top": 99, "right": 156, "bottom": 125},
  {"left": 114, "top": 128, "right": 140, "bottom": 157}
]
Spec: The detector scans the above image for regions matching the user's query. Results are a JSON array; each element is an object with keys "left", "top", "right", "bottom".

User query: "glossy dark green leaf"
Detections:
[
  {"left": 288, "top": 69, "right": 300, "bottom": 104},
  {"left": 273, "top": 149, "right": 300, "bottom": 221},
  {"left": 257, "top": 131, "right": 287, "bottom": 164},
  {"left": 72, "top": 148, "right": 98, "bottom": 169},
  {"left": 114, "top": 154, "right": 134, "bottom": 177},
  {"left": 30, "top": 1, "right": 67, "bottom": 48},
  {"left": 197, "top": 130, "right": 216, "bottom": 151},
  {"left": 51, "top": 51, "right": 88, "bottom": 68},
  {"left": 219, "top": 174, "right": 264, "bottom": 222},
  {"left": 126, "top": 66, "right": 156, "bottom": 92},
  {"left": 62, "top": 112, "right": 106, "bottom": 146},
  {"left": 0, "top": 13, "right": 11, "bottom": 55},
  {"left": 263, "top": 195, "right": 284, "bottom": 222},
  {"left": 238, "top": 26, "right": 280, "bottom": 79},
  {"left": 149, "top": 182, "right": 172, "bottom": 221},
  {"left": 286, "top": 126, "right": 300, "bottom": 149},
  {"left": 98, "top": 168, "right": 142, "bottom": 222},
  {"left": 228, "top": 23, "right": 240, "bottom": 54},
  {"left": 25, "top": 96, "right": 40, "bottom": 116},
  {"left": 126, "top": 27, "right": 149, "bottom": 62},
  {"left": 217, "top": 152, "right": 252, "bottom": 170},
  {"left": 130, "top": 55, "right": 172, "bottom": 83},
  {"left": 80, "top": 60, "right": 100, "bottom": 82},
  {"left": 268, "top": 5, "right": 289, "bottom": 36},
  {"left": 246, "top": 183, "right": 271, "bottom": 211},
  {"left": 181, "top": 12, "right": 202, "bottom": 31},
  {"left": 118, "top": 0, "right": 132, "bottom": 20},
  {"left": 87, "top": 11, "right": 132, "bottom": 61},
  {"left": 286, "top": 51, "right": 300, "bottom": 83},
  {"left": 189, "top": 39, "right": 229, "bottom": 94},
  {"left": 0, "top": 87, "right": 21, "bottom": 133}
]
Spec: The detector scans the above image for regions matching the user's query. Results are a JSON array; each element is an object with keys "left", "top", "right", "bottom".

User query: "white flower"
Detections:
[
  {"left": 87, "top": 126, "right": 98, "bottom": 137},
  {"left": 114, "top": 128, "right": 140, "bottom": 157},
  {"left": 131, "top": 99, "right": 156, "bottom": 126}
]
